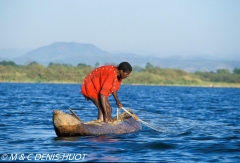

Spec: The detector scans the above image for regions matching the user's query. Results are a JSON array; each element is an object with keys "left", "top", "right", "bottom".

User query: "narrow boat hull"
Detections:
[{"left": 53, "top": 110, "right": 142, "bottom": 137}]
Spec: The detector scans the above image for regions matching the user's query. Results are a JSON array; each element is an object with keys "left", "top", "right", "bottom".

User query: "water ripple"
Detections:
[{"left": 0, "top": 83, "right": 239, "bottom": 162}]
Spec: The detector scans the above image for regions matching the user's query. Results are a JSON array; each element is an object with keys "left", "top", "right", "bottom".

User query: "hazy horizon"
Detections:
[{"left": 1, "top": 0, "right": 240, "bottom": 58}]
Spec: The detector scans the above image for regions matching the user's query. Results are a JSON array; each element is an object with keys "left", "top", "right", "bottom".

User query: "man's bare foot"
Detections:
[
  {"left": 105, "top": 117, "right": 113, "bottom": 123},
  {"left": 103, "top": 117, "right": 113, "bottom": 123},
  {"left": 97, "top": 119, "right": 103, "bottom": 123}
]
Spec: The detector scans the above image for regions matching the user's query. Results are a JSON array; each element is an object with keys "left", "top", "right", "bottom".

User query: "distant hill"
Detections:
[
  {"left": 13, "top": 42, "right": 112, "bottom": 66},
  {"left": 143, "top": 56, "right": 240, "bottom": 72},
  {"left": 0, "top": 42, "right": 238, "bottom": 72}
]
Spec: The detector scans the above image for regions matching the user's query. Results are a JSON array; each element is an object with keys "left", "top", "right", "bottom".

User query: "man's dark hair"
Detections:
[{"left": 118, "top": 62, "right": 132, "bottom": 72}]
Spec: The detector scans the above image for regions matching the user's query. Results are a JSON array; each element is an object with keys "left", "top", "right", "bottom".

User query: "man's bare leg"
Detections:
[
  {"left": 105, "top": 99, "right": 113, "bottom": 122},
  {"left": 90, "top": 98, "right": 104, "bottom": 122}
]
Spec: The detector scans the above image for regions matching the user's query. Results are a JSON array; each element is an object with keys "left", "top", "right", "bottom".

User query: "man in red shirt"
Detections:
[{"left": 81, "top": 62, "right": 132, "bottom": 123}]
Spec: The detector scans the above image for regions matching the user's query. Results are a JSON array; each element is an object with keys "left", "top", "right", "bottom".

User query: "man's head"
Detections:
[{"left": 117, "top": 62, "right": 132, "bottom": 79}]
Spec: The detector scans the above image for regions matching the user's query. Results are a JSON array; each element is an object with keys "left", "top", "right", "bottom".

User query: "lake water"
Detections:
[{"left": 0, "top": 83, "right": 239, "bottom": 162}]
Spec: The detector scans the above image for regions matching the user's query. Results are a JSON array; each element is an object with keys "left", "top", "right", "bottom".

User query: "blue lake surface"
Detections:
[{"left": 0, "top": 83, "right": 239, "bottom": 162}]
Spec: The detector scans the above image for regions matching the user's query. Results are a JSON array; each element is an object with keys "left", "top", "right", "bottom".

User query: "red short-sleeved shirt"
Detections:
[{"left": 81, "top": 65, "right": 122, "bottom": 99}]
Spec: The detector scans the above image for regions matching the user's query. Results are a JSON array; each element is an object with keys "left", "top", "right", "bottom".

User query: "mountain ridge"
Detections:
[{"left": 0, "top": 42, "right": 239, "bottom": 72}]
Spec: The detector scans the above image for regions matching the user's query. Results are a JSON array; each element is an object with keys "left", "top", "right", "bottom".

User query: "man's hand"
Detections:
[{"left": 117, "top": 103, "right": 123, "bottom": 108}]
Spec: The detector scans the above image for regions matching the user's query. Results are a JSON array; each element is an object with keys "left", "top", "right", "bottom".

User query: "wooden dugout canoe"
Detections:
[{"left": 53, "top": 109, "right": 142, "bottom": 137}]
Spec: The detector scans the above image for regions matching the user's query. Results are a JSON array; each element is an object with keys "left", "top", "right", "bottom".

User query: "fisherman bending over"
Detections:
[{"left": 81, "top": 62, "right": 132, "bottom": 123}]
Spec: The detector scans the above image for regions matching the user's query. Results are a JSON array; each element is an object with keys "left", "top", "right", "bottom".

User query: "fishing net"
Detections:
[{"left": 120, "top": 108, "right": 196, "bottom": 134}]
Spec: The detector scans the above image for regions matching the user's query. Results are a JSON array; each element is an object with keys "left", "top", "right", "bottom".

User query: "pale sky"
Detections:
[{"left": 0, "top": 0, "right": 240, "bottom": 57}]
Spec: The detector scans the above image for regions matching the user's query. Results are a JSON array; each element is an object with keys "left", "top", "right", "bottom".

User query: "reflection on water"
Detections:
[
  {"left": 53, "top": 136, "right": 80, "bottom": 142},
  {"left": 53, "top": 135, "right": 120, "bottom": 143},
  {"left": 88, "top": 135, "right": 120, "bottom": 143}
]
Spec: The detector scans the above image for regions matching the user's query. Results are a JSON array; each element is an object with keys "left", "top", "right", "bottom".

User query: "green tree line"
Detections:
[{"left": 0, "top": 61, "right": 240, "bottom": 87}]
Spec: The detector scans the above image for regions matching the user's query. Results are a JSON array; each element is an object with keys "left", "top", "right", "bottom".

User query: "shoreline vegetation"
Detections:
[{"left": 0, "top": 61, "right": 240, "bottom": 88}]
